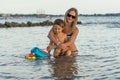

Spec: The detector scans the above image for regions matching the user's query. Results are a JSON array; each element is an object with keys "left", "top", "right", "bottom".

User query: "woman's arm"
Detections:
[{"left": 62, "top": 27, "right": 79, "bottom": 47}]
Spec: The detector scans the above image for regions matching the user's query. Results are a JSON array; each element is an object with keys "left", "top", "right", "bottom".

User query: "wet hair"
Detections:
[
  {"left": 53, "top": 19, "right": 64, "bottom": 28},
  {"left": 64, "top": 7, "right": 78, "bottom": 30}
]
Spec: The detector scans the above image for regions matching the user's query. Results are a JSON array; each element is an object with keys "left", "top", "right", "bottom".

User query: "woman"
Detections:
[{"left": 48, "top": 8, "right": 79, "bottom": 56}]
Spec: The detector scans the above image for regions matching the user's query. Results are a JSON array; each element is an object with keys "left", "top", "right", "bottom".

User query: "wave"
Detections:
[{"left": 82, "top": 22, "right": 120, "bottom": 25}]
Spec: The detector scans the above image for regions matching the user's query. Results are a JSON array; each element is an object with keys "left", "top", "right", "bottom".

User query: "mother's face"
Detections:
[{"left": 66, "top": 11, "right": 76, "bottom": 23}]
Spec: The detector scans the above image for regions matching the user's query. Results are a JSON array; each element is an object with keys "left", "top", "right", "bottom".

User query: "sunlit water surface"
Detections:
[{"left": 0, "top": 24, "right": 120, "bottom": 80}]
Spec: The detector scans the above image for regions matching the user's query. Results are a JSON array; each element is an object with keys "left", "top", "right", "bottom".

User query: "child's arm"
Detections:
[{"left": 47, "top": 40, "right": 57, "bottom": 53}]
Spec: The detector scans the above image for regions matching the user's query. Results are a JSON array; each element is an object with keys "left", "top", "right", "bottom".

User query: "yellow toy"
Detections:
[{"left": 25, "top": 53, "right": 36, "bottom": 60}]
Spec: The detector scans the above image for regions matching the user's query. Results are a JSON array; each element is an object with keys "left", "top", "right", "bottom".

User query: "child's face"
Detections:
[{"left": 53, "top": 24, "right": 63, "bottom": 34}]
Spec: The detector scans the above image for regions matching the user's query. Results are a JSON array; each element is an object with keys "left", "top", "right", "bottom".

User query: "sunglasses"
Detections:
[{"left": 67, "top": 13, "right": 76, "bottom": 19}]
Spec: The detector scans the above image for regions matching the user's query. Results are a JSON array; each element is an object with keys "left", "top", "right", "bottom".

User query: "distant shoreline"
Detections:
[
  {"left": 0, "top": 13, "right": 119, "bottom": 28},
  {"left": 0, "top": 13, "right": 120, "bottom": 17}
]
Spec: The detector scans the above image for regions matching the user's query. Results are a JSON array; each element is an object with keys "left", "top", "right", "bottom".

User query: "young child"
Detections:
[{"left": 47, "top": 19, "right": 71, "bottom": 57}]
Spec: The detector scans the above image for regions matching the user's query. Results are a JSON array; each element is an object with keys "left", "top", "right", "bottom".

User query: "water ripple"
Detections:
[{"left": 0, "top": 26, "right": 120, "bottom": 80}]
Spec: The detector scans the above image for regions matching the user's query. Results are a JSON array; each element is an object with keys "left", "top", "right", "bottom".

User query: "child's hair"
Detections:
[{"left": 53, "top": 19, "right": 64, "bottom": 28}]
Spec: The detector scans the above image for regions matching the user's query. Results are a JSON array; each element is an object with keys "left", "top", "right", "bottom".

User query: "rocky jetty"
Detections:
[
  {"left": 0, "top": 20, "right": 82, "bottom": 28},
  {"left": 0, "top": 20, "right": 53, "bottom": 28}
]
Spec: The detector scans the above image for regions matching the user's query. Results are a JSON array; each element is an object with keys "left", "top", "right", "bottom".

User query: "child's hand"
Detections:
[
  {"left": 47, "top": 46, "right": 51, "bottom": 53},
  {"left": 47, "top": 45, "right": 56, "bottom": 53}
]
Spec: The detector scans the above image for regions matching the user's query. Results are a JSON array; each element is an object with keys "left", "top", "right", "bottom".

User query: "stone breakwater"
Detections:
[{"left": 0, "top": 20, "right": 82, "bottom": 28}]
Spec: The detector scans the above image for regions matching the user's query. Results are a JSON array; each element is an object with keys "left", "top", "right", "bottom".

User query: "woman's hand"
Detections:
[
  {"left": 59, "top": 43, "right": 67, "bottom": 51},
  {"left": 56, "top": 42, "right": 61, "bottom": 46}
]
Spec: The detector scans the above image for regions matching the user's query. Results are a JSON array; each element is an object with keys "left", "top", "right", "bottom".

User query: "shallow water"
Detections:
[{"left": 0, "top": 24, "right": 120, "bottom": 80}]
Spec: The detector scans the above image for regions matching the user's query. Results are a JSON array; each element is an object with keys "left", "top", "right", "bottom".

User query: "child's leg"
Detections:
[
  {"left": 59, "top": 46, "right": 70, "bottom": 56},
  {"left": 54, "top": 49, "right": 61, "bottom": 58},
  {"left": 66, "top": 50, "right": 72, "bottom": 56}
]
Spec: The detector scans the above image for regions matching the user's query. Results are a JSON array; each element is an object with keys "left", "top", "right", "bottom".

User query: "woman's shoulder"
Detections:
[{"left": 73, "top": 26, "right": 79, "bottom": 33}]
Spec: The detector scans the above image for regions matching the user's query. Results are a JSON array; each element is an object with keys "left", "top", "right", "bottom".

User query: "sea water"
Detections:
[{"left": 0, "top": 16, "right": 120, "bottom": 80}]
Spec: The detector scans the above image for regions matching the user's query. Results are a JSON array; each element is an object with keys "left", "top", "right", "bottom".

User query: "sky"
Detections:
[{"left": 0, "top": 0, "right": 120, "bottom": 15}]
